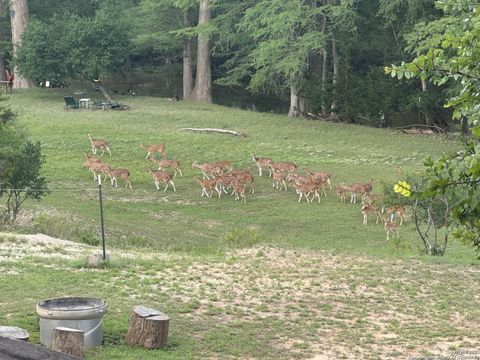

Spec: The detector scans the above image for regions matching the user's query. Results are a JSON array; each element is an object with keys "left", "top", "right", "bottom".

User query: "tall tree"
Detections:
[
  {"left": 9, "top": 0, "right": 34, "bottom": 88},
  {"left": 188, "top": 0, "right": 212, "bottom": 103}
]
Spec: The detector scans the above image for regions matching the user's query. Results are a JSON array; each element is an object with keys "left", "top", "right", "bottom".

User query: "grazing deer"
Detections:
[
  {"left": 88, "top": 134, "right": 111, "bottom": 156},
  {"left": 232, "top": 181, "right": 247, "bottom": 203},
  {"left": 232, "top": 170, "right": 255, "bottom": 194},
  {"left": 252, "top": 154, "right": 273, "bottom": 177},
  {"left": 147, "top": 168, "right": 176, "bottom": 192},
  {"left": 195, "top": 177, "right": 217, "bottom": 198},
  {"left": 214, "top": 173, "right": 234, "bottom": 198},
  {"left": 347, "top": 179, "right": 374, "bottom": 203},
  {"left": 385, "top": 205, "right": 407, "bottom": 225},
  {"left": 304, "top": 169, "right": 332, "bottom": 191},
  {"left": 384, "top": 220, "right": 399, "bottom": 241},
  {"left": 192, "top": 161, "right": 222, "bottom": 179},
  {"left": 149, "top": 156, "right": 182, "bottom": 177},
  {"left": 272, "top": 169, "right": 288, "bottom": 191},
  {"left": 289, "top": 173, "right": 327, "bottom": 198},
  {"left": 335, "top": 185, "right": 349, "bottom": 203},
  {"left": 106, "top": 167, "right": 132, "bottom": 189},
  {"left": 270, "top": 161, "right": 297, "bottom": 176},
  {"left": 140, "top": 143, "right": 166, "bottom": 159},
  {"left": 212, "top": 160, "right": 233, "bottom": 173},
  {"left": 361, "top": 204, "right": 383, "bottom": 225}
]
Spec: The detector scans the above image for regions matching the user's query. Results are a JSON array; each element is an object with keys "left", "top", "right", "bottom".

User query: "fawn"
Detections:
[{"left": 384, "top": 220, "right": 399, "bottom": 241}]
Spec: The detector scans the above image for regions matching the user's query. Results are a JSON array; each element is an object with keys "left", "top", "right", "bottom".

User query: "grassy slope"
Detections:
[
  {"left": 4, "top": 89, "right": 470, "bottom": 260},
  {"left": 1, "top": 90, "right": 479, "bottom": 359}
]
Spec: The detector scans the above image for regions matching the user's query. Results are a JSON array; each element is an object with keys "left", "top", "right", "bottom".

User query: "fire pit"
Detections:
[{"left": 36, "top": 297, "right": 107, "bottom": 347}]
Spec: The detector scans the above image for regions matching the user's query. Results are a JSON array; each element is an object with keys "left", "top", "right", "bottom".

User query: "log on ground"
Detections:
[{"left": 179, "top": 128, "right": 247, "bottom": 137}]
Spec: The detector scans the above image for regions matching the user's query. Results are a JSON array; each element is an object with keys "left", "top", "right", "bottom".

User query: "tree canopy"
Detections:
[{"left": 388, "top": 0, "right": 480, "bottom": 256}]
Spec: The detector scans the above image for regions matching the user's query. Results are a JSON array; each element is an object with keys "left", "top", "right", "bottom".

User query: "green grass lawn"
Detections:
[{"left": 1, "top": 89, "right": 479, "bottom": 359}]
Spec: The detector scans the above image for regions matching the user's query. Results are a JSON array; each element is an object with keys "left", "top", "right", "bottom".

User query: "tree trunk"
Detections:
[
  {"left": 189, "top": 0, "right": 212, "bottom": 103},
  {"left": 9, "top": 0, "right": 35, "bottom": 88},
  {"left": 421, "top": 79, "right": 432, "bottom": 126},
  {"left": 125, "top": 305, "right": 170, "bottom": 349},
  {"left": 330, "top": 33, "right": 338, "bottom": 118},
  {"left": 288, "top": 85, "right": 301, "bottom": 117},
  {"left": 0, "top": 56, "right": 6, "bottom": 82},
  {"left": 52, "top": 327, "right": 84, "bottom": 359},
  {"left": 320, "top": 0, "right": 327, "bottom": 117},
  {"left": 321, "top": 46, "right": 328, "bottom": 116},
  {"left": 461, "top": 117, "right": 470, "bottom": 136},
  {"left": 183, "top": 9, "right": 194, "bottom": 99}
]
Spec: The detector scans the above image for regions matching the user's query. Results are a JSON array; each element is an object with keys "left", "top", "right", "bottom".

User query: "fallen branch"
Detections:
[{"left": 179, "top": 128, "right": 247, "bottom": 137}]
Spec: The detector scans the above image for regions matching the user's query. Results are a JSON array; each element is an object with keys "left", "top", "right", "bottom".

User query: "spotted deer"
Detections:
[
  {"left": 140, "top": 144, "right": 166, "bottom": 159},
  {"left": 232, "top": 181, "right": 247, "bottom": 203},
  {"left": 304, "top": 169, "right": 332, "bottom": 191},
  {"left": 195, "top": 177, "right": 217, "bottom": 197},
  {"left": 84, "top": 153, "right": 102, "bottom": 163},
  {"left": 192, "top": 161, "right": 222, "bottom": 179},
  {"left": 272, "top": 169, "right": 288, "bottom": 191},
  {"left": 149, "top": 156, "right": 182, "bottom": 177},
  {"left": 346, "top": 179, "right": 374, "bottom": 203},
  {"left": 83, "top": 160, "right": 111, "bottom": 182},
  {"left": 106, "top": 167, "right": 132, "bottom": 189},
  {"left": 384, "top": 220, "right": 399, "bottom": 241},
  {"left": 212, "top": 160, "right": 233, "bottom": 173},
  {"left": 88, "top": 134, "right": 111, "bottom": 156},
  {"left": 293, "top": 182, "right": 321, "bottom": 203},
  {"left": 288, "top": 173, "right": 327, "bottom": 198},
  {"left": 385, "top": 205, "right": 407, "bottom": 225},
  {"left": 361, "top": 204, "right": 383, "bottom": 225},
  {"left": 269, "top": 161, "right": 297, "bottom": 176},
  {"left": 232, "top": 169, "right": 254, "bottom": 195},
  {"left": 252, "top": 154, "right": 273, "bottom": 177},
  {"left": 335, "top": 184, "right": 350, "bottom": 203},
  {"left": 147, "top": 168, "right": 176, "bottom": 191}
]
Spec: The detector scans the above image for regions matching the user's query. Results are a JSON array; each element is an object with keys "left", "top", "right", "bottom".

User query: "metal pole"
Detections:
[{"left": 98, "top": 175, "right": 106, "bottom": 260}]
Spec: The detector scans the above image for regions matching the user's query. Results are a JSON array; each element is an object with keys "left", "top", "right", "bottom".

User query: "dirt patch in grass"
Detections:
[
  {"left": 135, "top": 247, "right": 480, "bottom": 358},
  {"left": 2, "top": 233, "right": 479, "bottom": 359}
]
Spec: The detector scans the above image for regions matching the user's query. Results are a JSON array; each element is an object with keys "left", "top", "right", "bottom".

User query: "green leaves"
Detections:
[{"left": 16, "top": 12, "right": 131, "bottom": 82}]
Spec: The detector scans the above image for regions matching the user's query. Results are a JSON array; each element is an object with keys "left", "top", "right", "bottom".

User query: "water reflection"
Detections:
[{"left": 70, "top": 70, "right": 289, "bottom": 114}]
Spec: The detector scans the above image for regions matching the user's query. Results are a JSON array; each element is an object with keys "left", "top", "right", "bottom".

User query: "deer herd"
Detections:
[{"left": 83, "top": 134, "right": 406, "bottom": 241}]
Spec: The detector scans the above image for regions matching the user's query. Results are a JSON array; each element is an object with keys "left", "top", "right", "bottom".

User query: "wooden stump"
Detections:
[
  {"left": 125, "top": 305, "right": 170, "bottom": 349},
  {"left": 52, "top": 327, "right": 84, "bottom": 359},
  {"left": 0, "top": 326, "right": 29, "bottom": 341}
]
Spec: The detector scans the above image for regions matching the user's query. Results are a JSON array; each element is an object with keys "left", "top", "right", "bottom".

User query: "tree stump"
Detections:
[
  {"left": 52, "top": 327, "right": 84, "bottom": 359},
  {"left": 0, "top": 326, "right": 29, "bottom": 341},
  {"left": 125, "top": 305, "right": 170, "bottom": 349}
]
